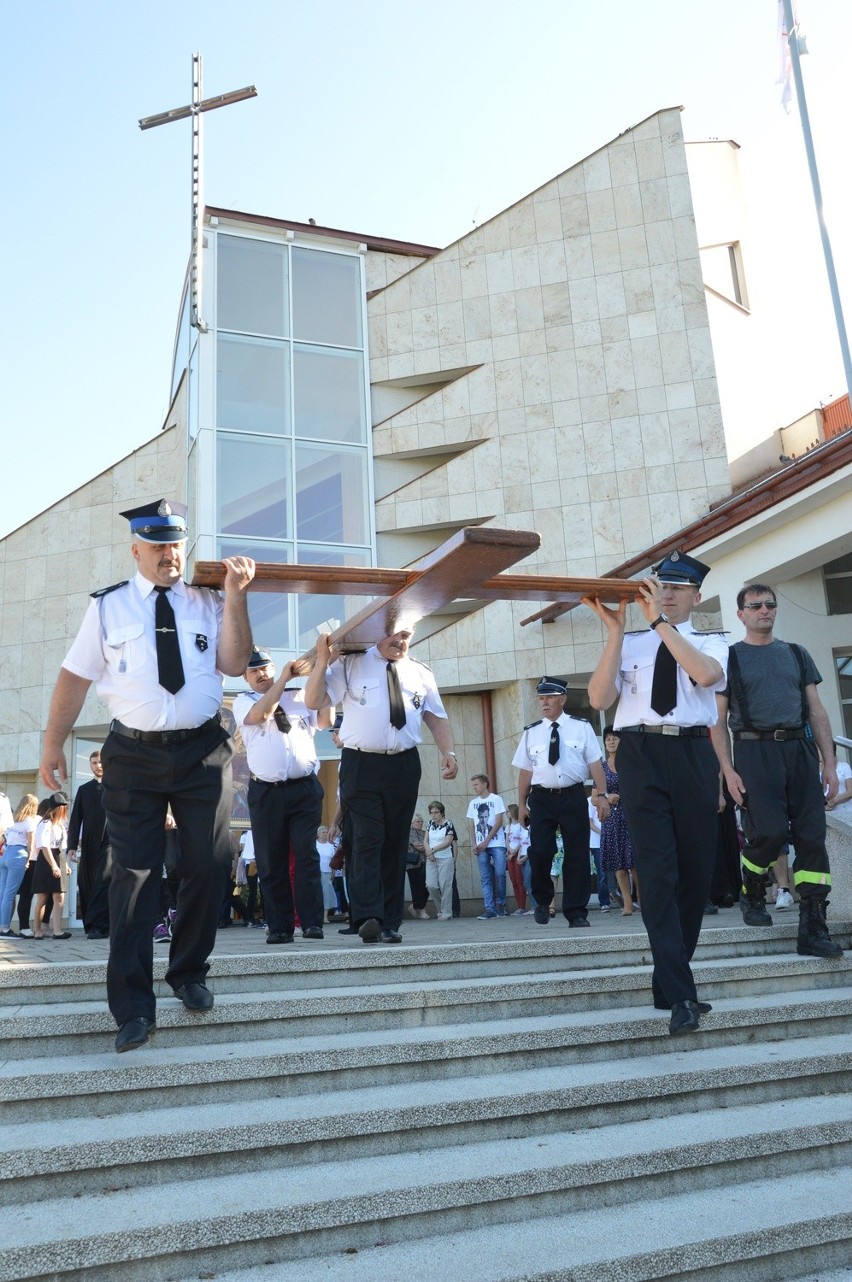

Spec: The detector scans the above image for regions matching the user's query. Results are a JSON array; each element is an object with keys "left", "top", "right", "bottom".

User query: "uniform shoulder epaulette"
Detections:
[
  {"left": 524, "top": 719, "right": 543, "bottom": 730},
  {"left": 690, "top": 629, "right": 730, "bottom": 636},
  {"left": 90, "top": 581, "right": 129, "bottom": 599},
  {"left": 410, "top": 657, "right": 433, "bottom": 672},
  {"left": 624, "top": 628, "right": 649, "bottom": 636}
]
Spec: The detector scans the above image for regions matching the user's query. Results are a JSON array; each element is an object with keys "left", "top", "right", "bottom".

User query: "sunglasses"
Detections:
[{"left": 741, "top": 601, "right": 777, "bottom": 611}]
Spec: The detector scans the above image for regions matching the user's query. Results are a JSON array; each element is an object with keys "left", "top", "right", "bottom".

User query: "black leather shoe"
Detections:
[
  {"left": 380, "top": 929, "right": 402, "bottom": 943},
  {"left": 302, "top": 926, "right": 324, "bottom": 940},
  {"left": 266, "top": 932, "right": 294, "bottom": 945},
  {"left": 85, "top": 929, "right": 109, "bottom": 940},
  {"left": 115, "top": 1017, "right": 155, "bottom": 1053},
  {"left": 358, "top": 918, "right": 381, "bottom": 944},
  {"left": 669, "top": 1000, "right": 701, "bottom": 1036},
  {"left": 568, "top": 917, "right": 590, "bottom": 928},
  {"left": 174, "top": 982, "right": 214, "bottom": 1011},
  {"left": 655, "top": 998, "right": 712, "bottom": 1014},
  {"left": 533, "top": 905, "right": 550, "bottom": 925},
  {"left": 338, "top": 925, "right": 358, "bottom": 935}
]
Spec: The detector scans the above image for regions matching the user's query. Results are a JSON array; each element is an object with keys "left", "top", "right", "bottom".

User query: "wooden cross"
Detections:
[
  {"left": 139, "top": 54, "right": 257, "bottom": 332},
  {"left": 191, "top": 526, "right": 640, "bottom": 657}
]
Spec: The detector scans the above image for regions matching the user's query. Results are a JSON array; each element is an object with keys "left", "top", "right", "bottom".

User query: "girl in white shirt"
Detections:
[{"left": 32, "top": 793, "right": 70, "bottom": 940}]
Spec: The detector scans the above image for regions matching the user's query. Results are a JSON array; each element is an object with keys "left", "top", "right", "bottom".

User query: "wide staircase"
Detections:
[{"left": 1, "top": 920, "right": 851, "bottom": 1282}]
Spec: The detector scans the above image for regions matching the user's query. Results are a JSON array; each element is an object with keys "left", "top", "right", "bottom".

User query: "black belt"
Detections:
[
  {"left": 109, "top": 715, "right": 220, "bottom": 745},
  {"left": 343, "top": 746, "right": 417, "bottom": 756},
  {"left": 250, "top": 773, "right": 312, "bottom": 787},
  {"left": 531, "top": 782, "right": 585, "bottom": 793},
  {"left": 618, "top": 724, "right": 709, "bottom": 738},
  {"left": 734, "top": 728, "right": 806, "bottom": 742}
]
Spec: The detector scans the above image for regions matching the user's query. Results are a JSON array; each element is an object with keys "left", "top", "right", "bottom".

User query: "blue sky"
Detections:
[{"left": 2, "top": 0, "right": 851, "bottom": 538}]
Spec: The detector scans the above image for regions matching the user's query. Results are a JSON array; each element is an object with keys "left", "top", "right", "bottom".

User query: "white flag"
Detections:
[{"left": 777, "top": 1, "right": 808, "bottom": 113}]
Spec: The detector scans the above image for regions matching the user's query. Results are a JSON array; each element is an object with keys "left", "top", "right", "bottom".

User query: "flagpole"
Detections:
[{"left": 781, "top": 0, "right": 852, "bottom": 400}]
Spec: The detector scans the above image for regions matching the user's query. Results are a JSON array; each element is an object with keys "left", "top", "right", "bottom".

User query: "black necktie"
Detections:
[
  {"left": 386, "top": 662, "right": 406, "bottom": 730},
  {"left": 548, "top": 721, "right": 560, "bottom": 765},
  {"left": 153, "top": 587, "right": 185, "bottom": 694},
  {"left": 651, "top": 641, "right": 678, "bottom": 716},
  {"left": 273, "top": 705, "right": 292, "bottom": 734}
]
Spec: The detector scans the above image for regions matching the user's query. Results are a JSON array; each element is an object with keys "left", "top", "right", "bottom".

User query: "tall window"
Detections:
[
  {"left": 824, "top": 552, "right": 852, "bottom": 615},
  {"left": 213, "top": 232, "right": 373, "bottom": 653},
  {"left": 834, "top": 651, "right": 852, "bottom": 740}
]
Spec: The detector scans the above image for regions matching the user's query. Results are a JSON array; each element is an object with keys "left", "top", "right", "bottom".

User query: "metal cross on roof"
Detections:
[{"left": 139, "top": 53, "right": 257, "bottom": 333}]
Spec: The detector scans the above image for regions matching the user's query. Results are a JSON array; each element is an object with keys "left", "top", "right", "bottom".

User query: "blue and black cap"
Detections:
[
  {"left": 653, "top": 550, "right": 710, "bottom": 587},
  {"left": 246, "top": 648, "right": 273, "bottom": 669},
  {"left": 536, "top": 676, "right": 568, "bottom": 696},
  {"left": 120, "top": 499, "right": 188, "bottom": 544}
]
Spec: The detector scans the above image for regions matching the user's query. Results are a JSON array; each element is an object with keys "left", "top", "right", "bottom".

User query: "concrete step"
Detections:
[
  {"left": 194, "top": 1168, "right": 852, "bottom": 1282},
  {"left": 2, "top": 950, "right": 850, "bottom": 1059},
  {"left": 1, "top": 1097, "right": 850, "bottom": 1282},
  {"left": 1, "top": 919, "right": 848, "bottom": 1005},
  {"left": 3, "top": 987, "right": 850, "bottom": 1124},
  {"left": 3, "top": 1032, "right": 850, "bottom": 1204}
]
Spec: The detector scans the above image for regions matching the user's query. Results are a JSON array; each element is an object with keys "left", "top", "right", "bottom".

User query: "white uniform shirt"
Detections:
[
  {"left": 511, "top": 713, "right": 602, "bottom": 787},
  {"left": 62, "top": 573, "right": 225, "bottom": 731},
  {"left": 613, "top": 623, "right": 728, "bottom": 730},
  {"left": 233, "top": 688, "right": 320, "bottom": 782},
  {"left": 324, "top": 647, "right": 448, "bottom": 752}
]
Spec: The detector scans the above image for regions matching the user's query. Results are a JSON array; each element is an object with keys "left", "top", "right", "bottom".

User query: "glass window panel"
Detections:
[
  {"left": 295, "top": 444, "right": 369, "bottom": 545},
  {"left": 217, "top": 335, "right": 290, "bottom": 435},
  {"left": 825, "top": 552, "right": 852, "bottom": 574},
  {"left": 835, "top": 655, "right": 852, "bottom": 700},
  {"left": 294, "top": 546, "right": 371, "bottom": 657},
  {"left": 293, "top": 345, "right": 366, "bottom": 444},
  {"left": 217, "top": 435, "right": 292, "bottom": 540},
  {"left": 219, "top": 538, "right": 294, "bottom": 652},
  {"left": 826, "top": 576, "right": 852, "bottom": 615},
  {"left": 292, "top": 247, "right": 362, "bottom": 348},
  {"left": 217, "top": 234, "right": 288, "bottom": 336}
]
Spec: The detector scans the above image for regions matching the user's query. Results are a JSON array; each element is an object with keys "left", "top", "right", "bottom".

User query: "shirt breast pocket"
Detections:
[
  {"left": 105, "top": 624, "right": 145, "bottom": 674},
  {"left": 621, "top": 657, "right": 655, "bottom": 695},
  {"left": 179, "top": 620, "right": 215, "bottom": 672},
  {"left": 351, "top": 678, "right": 382, "bottom": 708}
]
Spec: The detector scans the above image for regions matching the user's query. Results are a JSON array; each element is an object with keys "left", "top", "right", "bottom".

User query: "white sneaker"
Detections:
[
  {"left": 417, "top": 909, "right": 430, "bottom": 920},
  {"left": 436, "top": 912, "right": 453, "bottom": 920},
  {"left": 775, "top": 888, "right": 794, "bottom": 910}
]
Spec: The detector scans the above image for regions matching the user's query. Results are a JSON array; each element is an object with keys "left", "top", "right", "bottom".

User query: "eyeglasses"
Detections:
[{"left": 742, "top": 601, "right": 777, "bottom": 611}]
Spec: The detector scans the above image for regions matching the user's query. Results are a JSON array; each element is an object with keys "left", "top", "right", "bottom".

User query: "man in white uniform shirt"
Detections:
[
  {"left": 586, "top": 551, "right": 727, "bottom": 1036},
  {"left": 305, "top": 627, "right": 458, "bottom": 944},
  {"left": 233, "top": 648, "right": 331, "bottom": 945},
  {"left": 513, "top": 677, "right": 610, "bottom": 927},
  {"left": 40, "top": 499, "right": 254, "bottom": 1052}
]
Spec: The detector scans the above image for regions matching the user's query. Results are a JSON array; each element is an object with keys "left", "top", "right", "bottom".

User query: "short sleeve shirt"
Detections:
[
  {"left": 613, "top": 623, "right": 728, "bottom": 729},
  {"left": 466, "top": 794, "right": 506, "bottom": 848},
  {"left": 511, "top": 713, "right": 602, "bottom": 787},
  {"left": 62, "top": 573, "right": 225, "bottom": 731},
  {"left": 725, "top": 640, "right": 821, "bottom": 731},
  {"left": 324, "top": 647, "right": 447, "bottom": 752},
  {"left": 234, "top": 687, "right": 320, "bottom": 781}
]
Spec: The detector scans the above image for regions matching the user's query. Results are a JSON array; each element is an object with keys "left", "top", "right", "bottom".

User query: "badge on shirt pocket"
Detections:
[
  {"left": 413, "top": 693, "right": 421, "bottom": 710},
  {"left": 195, "top": 634, "right": 208, "bottom": 652}
]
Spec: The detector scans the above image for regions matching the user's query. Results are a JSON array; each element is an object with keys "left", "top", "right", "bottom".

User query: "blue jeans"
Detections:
[
  {"left": 0, "top": 845, "right": 29, "bottom": 927},
  {"left": 477, "top": 845, "right": 507, "bottom": 913}
]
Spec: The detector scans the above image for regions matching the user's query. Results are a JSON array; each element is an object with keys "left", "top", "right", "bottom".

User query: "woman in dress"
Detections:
[
  {"left": 0, "top": 794, "right": 39, "bottom": 936},
  {"left": 599, "top": 726, "right": 640, "bottom": 916},
  {"left": 504, "top": 803, "right": 528, "bottom": 915},
  {"left": 31, "top": 792, "right": 71, "bottom": 940}
]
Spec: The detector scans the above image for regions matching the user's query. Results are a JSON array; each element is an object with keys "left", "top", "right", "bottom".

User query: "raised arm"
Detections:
[{"left": 215, "top": 556, "right": 255, "bottom": 677}]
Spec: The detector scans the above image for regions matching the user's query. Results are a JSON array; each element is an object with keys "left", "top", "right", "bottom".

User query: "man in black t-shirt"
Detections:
[{"left": 710, "top": 583, "right": 842, "bottom": 959}]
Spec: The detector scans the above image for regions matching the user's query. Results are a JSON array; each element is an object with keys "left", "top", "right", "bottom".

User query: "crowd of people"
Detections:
[{"left": 1, "top": 495, "right": 848, "bottom": 1054}]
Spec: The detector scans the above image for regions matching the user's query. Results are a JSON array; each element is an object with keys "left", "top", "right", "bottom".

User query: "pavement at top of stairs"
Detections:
[{"left": 0, "top": 900, "right": 757, "bottom": 968}]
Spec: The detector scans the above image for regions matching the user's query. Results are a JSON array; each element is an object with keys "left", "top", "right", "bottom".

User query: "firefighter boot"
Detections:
[
  {"left": 797, "top": 896, "right": 843, "bottom": 959},
  {"left": 739, "top": 870, "right": 772, "bottom": 926}
]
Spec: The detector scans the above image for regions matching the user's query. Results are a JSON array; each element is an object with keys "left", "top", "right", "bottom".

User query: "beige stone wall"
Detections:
[{"left": 0, "top": 420, "right": 186, "bottom": 785}]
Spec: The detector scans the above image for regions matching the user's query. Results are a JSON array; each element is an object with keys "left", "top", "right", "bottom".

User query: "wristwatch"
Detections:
[{"left": 649, "top": 613, "right": 669, "bottom": 630}]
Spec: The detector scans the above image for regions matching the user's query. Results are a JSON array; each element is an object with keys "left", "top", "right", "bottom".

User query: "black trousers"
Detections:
[
  {"left": 247, "top": 773, "right": 324, "bottom": 934},
  {"left": 339, "top": 747, "right": 420, "bottom": 931},
  {"left": 617, "top": 732, "right": 718, "bottom": 1007},
  {"left": 100, "top": 723, "right": 234, "bottom": 1027},
  {"left": 528, "top": 783, "right": 590, "bottom": 921},
  {"left": 78, "top": 843, "right": 112, "bottom": 934},
  {"left": 734, "top": 739, "right": 832, "bottom": 896},
  {"left": 406, "top": 861, "right": 428, "bottom": 910}
]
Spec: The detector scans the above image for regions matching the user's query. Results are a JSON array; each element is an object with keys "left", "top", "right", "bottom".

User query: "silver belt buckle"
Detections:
[{"left": 661, "top": 725, "right": 680, "bottom": 736}]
